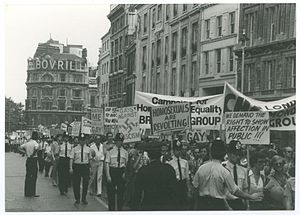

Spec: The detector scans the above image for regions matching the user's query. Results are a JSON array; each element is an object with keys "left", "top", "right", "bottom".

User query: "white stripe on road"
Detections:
[{"left": 95, "top": 196, "right": 108, "bottom": 209}]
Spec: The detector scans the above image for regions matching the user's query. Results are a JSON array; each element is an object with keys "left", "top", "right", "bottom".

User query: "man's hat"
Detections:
[
  {"left": 143, "top": 140, "right": 162, "bottom": 153},
  {"left": 115, "top": 133, "right": 124, "bottom": 142},
  {"left": 227, "top": 139, "right": 243, "bottom": 156}
]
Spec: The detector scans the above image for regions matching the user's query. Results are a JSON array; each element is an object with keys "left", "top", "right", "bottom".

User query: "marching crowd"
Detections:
[{"left": 5, "top": 131, "right": 295, "bottom": 211}]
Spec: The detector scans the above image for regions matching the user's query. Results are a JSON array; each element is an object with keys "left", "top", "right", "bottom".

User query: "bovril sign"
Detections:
[{"left": 28, "top": 59, "right": 83, "bottom": 71}]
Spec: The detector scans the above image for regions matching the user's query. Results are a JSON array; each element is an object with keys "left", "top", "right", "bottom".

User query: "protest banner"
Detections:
[
  {"left": 118, "top": 106, "right": 141, "bottom": 143},
  {"left": 151, "top": 103, "right": 191, "bottom": 134},
  {"left": 70, "top": 121, "right": 81, "bottom": 136},
  {"left": 224, "top": 82, "right": 295, "bottom": 131},
  {"left": 81, "top": 117, "right": 92, "bottom": 134},
  {"left": 104, "top": 107, "right": 119, "bottom": 125},
  {"left": 225, "top": 111, "right": 270, "bottom": 145},
  {"left": 60, "top": 123, "right": 68, "bottom": 131},
  {"left": 50, "top": 128, "right": 64, "bottom": 137},
  {"left": 185, "top": 130, "right": 210, "bottom": 143},
  {"left": 91, "top": 108, "right": 104, "bottom": 135},
  {"left": 135, "top": 91, "right": 223, "bottom": 130}
]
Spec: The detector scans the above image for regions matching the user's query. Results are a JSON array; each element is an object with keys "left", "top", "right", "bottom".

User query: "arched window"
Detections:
[{"left": 41, "top": 74, "right": 54, "bottom": 82}]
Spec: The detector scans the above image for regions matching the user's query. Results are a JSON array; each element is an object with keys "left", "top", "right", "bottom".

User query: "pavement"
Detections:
[{"left": 5, "top": 152, "right": 108, "bottom": 212}]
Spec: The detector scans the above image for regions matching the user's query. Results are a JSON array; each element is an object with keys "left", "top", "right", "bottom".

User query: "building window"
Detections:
[
  {"left": 156, "top": 39, "right": 161, "bottom": 66},
  {"left": 151, "top": 42, "right": 155, "bottom": 68},
  {"left": 229, "top": 12, "right": 235, "bottom": 34},
  {"left": 171, "top": 68, "right": 176, "bottom": 95},
  {"left": 72, "top": 102, "right": 82, "bottom": 111},
  {"left": 59, "top": 89, "right": 66, "bottom": 97},
  {"left": 205, "top": 19, "right": 210, "bottom": 39},
  {"left": 216, "top": 49, "right": 221, "bottom": 73},
  {"left": 152, "top": 8, "right": 156, "bottom": 28},
  {"left": 157, "top": 4, "right": 162, "bottom": 21},
  {"left": 291, "top": 57, "right": 296, "bottom": 88},
  {"left": 31, "top": 88, "right": 37, "bottom": 97},
  {"left": 263, "top": 60, "right": 275, "bottom": 90},
  {"left": 142, "top": 46, "right": 147, "bottom": 70},
  {"left": 115, "top": 39, "right": 118, "bottom": 55},
  {"left": 73, "top": 89, "right": 82, "bottom": 98},
  {"left": 60, "top": 73, "right": 66, "bottom": 82},
  {"left": 192, "top": 22, "right": 198, "bottom": 54},
  {"left": 119, "top": 36, "right": 122, "bottom": 53},
  {"left": 229, "top": 47, "right": 234, "bottom": 72},
  {"left": 166, "top": 5, "right": 170, "bottom": 21},
  {"left": 270, "top": 7, "right": 276, "bottom": 42},
  {"left": 191, "top": 61, "right": 197, "bottom": 92},
  {"left": 183, "top": 4, "right": 187, "bottom": 12},
  {"left": 115, "top": 58, "right": 118, "bottom": 72},
  {"left": 142, "top": 76, "right": 146, "bottom": 92},
  {"left": 58, "top": 100, "right": 66, "bottom": 110},
  {"left": 110, "top": 60, "right": 114, "bottom": 73},
  {"left": 173, "top": 4, "right": 178, "bottom": 17},
  {"left": 111, "top": 42, "right": 114, "bottom": 56},
  {"left": 42, "top": 74, "right": 53, "bottom": 82},
  {"left": 73, "top": 74, "right": 82, "bottom": 83},
  {"left": 156, "top": 72, "right": 161, "bottom": 94},
  {"left": 32, "top": 100, "right": 37, "bottom": 110},
  {"left": 119, "top": 55, "right": 122, "bottom": 70},
  {"left": 41, "top": 101, "right": 52, "bottom": 110},
  {"left": 204, "top": 51, "right": 209, "bottom": 74},
  {"left": 164, "top": 69, "right": 168, "bottom": 94},
  {"left": 90, "top": 95, "right": 96, "bottom": 107},
  {"left": 180, "top": 65, "right": 186, "bottom": 95},
  {"left": 42, "top": 88, "right": 52, "bottom": 97},
  {"left": 165, "top": 36, "right": 169, "bottom": 64},
  {"left": 143, "top": 13, "right": 148, "bottom": 33},
  {"left": 245, "top": 64, "right": 255, "bottom": 92},
  {"left": 181, "top": 27, "right": 187, "bottom": 58},
  {"left": 172, "top": 31, "right": 178, "bottom": 61},
  {"left": 217, "top": 15, "right": 222, "bottom": 36}
]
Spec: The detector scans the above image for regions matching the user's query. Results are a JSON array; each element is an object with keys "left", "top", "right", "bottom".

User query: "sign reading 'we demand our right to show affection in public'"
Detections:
[{"left": 225, "top": 111, "right": 270, "bottom": 145}]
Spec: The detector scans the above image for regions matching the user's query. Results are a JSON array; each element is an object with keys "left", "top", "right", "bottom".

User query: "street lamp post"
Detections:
[{"left": 240, "top": 29, "right": 248, "bottom": 93}]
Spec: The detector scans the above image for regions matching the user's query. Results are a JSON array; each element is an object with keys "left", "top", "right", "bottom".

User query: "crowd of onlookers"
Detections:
[{"left": 5, "top": 134, "right": 295, "bottom": 210}]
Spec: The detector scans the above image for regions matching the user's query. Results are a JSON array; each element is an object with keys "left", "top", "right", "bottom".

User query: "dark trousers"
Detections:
[
  {"left": 107, "top": 167, "right": 125, "bottom": 211},
  {"left": 197, "top": 195, "right": 228, "bottom": 210},
  {"left": 175, "top": 179, "right": 188, "bottom": 210},
  {"left": 44, "top": 161, "right": 52, "bottom": 177},
  {"left": 227, "top": 199, "right": 245, "bottom": 210},
  {"left": 37, "top": 150, "right": 44, "bottom": 172},
  {"left": 58, "top": 157, "right": 70, "bottom": 193},
  {"left": 73, "top": 164, "right": 90, "bottom": 202},
  {"left": 24, "top": 157, "right": 38, "bottom": 197}
]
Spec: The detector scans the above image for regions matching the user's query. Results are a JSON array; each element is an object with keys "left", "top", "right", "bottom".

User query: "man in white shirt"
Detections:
[
  {"left": 89, "top": 135, "right": 106, "bottom": 197},
  {"left": 19, "top": 131, "right": 40, "bottom": 197}
]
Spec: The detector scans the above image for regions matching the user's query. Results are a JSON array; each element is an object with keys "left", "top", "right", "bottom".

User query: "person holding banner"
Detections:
[
  {"left": 192, "top": 138, "right": 263, "bottom": 210},
  {"left": 104, "top": 132, "right": 114, "bottom": 152},
  {"left": 168, "top": 143, "right": 190, "bottom": 210},
  {"left": 223, "top": 140, "right": 248, "bottom": 210},
  {"left": 57, "top": 132, "right": 72, "bottom": 195},
  {"left": 69, "top": 134, "right": 91, "bottom": 205},
  {"left": 105, "top": 133, "right": 128, "bottom": 211},
  {"left": 88, "top": 135, "right": 106, "bottom": 197}
]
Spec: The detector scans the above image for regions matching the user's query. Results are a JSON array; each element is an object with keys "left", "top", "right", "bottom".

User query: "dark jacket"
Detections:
[{"left": 133, "top": 160, "right": 178, "bottom": 210}]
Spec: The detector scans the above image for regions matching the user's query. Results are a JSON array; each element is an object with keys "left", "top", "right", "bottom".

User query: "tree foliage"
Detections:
[{"left": 5, "top": 97, "right": 25, "bottom": 133}]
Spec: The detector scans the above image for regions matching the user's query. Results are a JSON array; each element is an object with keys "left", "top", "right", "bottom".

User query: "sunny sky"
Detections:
[{"left": 5, "top": 4, "right": 111, "bottom": 104}]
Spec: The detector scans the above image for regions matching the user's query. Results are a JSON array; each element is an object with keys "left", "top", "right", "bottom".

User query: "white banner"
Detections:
[
  {"left": 104, "top": 107, "right": 119, "bottom": 125},
  {"left": 81, "top": 117, "right": 92, "bottom": 134},
  {"left": 70, "top": 121, "right": 81, "bottom": 137},
  {"left": 91, "top": 108, "right": 104, "bottom": 135},
  {"left": 151, "top": 103, "right": 191, "bottom": 134},
  {"left": 224, "top": 82, "right": 295, "bottom": 130},
  {"left": 118, "top": 106, "right": 141, "bottom": 143},
  {"left": 225, "top": 111, "right": 270, "bottom": 145},
  {"left": 135, "top": 91, "right": 224, "bottom": 130}
]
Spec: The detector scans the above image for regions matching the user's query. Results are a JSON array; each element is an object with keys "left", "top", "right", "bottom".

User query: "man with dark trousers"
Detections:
[
  {"left": 70, "top": 134, "right": 91, "bottom": 205},
  {"left": 133, "top": 140, "right": 178, "bottom": 210},
  {"left": 105, "top": 133, "right": 128, "bottom": 211},
  {"left": 57, "top": 132, "right": 72, "bottom": 195},
  {"left": 19, "top": 131, "right": 40, "bottom": 197},
  {"left": 168, "top": 143, "right": 190, "bottom": 210}
]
